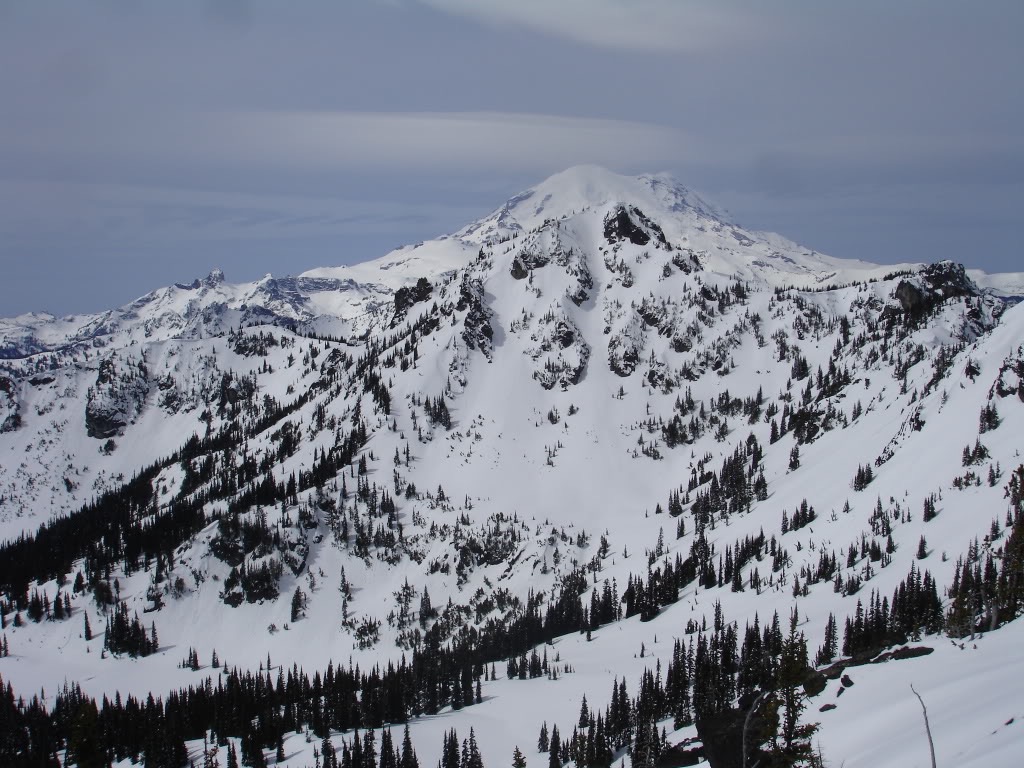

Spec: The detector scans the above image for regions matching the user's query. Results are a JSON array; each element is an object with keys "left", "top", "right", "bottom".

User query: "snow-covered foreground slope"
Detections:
[
  {"left": 100, "top": 613, "right": 1024, "bottom": 768},
  {"left": 815, "top": 619, "right": 1024, "bottom": 767},
  {"left": 1, "top": 166, "right": 1022, "bottom": 767}
]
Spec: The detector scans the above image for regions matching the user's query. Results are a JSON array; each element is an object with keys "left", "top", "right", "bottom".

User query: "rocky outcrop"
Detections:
[
  {"left": 456, "top": 274, "right": 494, "bottom": 360},
  {"left": 608, "top": 315, "right": 645, "bottom": 377},
  {"left": 992, "top": 345, "right": 1024, "bottom": 401},
  {"left": 0, "top": 375, "right": 19, "bottom": 433},
  {"left": 889, "top": 261, "right": 1005, "bottom": 339},
  {"left": 393, "top": 277, "right": 433, "bottom": 321},
  {"left": 510, "top": 256, "right": 530, "bottom": 280},
  {"left": 894, "top": 261, "right": 979, "bottom": 318},
  {"left": 562, "top": 250, "right": 594, "bottom": 307},
  {"left": 527, "top": 312, "right": 590, "bottom": 390},
  {"left": 672, "top": 250, "right": 701, "bottom": 274},
  {"left": 85, "top": 356, "right": 150, "bottom": 438},
  {"left": 604, "top": 205, "right": 669, "bottom": 248}
]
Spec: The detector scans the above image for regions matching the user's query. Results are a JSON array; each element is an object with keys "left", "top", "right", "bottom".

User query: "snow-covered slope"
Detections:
[{"left": 1, "top": 166, "right": 1022, "bottom": 768}]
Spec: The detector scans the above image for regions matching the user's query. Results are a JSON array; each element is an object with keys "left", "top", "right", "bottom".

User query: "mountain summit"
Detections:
[{"left": 464, "top": 164, "right": 733, "bottom": 237}]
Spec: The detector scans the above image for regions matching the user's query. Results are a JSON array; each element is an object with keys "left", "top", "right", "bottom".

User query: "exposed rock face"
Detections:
[
  {"left": 510, "top": 256, "right": 529, "bottom": 280},
  {"left": 0, "top": 375, "right": 19, "bottom": 433},
  {"left": 991, "top": 345, "right": 1024, "bottom": 402},
  {"left": 393, "top": 277, "right": 433, "bottom": 319},
  {"left": 894, "top": 280, "right": 927, "bottom": 315},
  {"left": 527, "top": 312, "right": 590, "bottom": 390},
  {"left": 514, "top": 248, "right": 552, "bottom": 273},
  {"left": 456, "top": 274, "right": 494, "bottom": 359},
  {"left": 894, "top": 261, "right": 979, "bottom": 317},
  {"left": 608, "top": 315, "right": 645, "bottom": 377},
  {"left": 156, "top": 374, "right": 180, "bottom": 413},
  {"left": 920, "top": 260, "right": 978, "bottom": 299},
  {"left": 85, "top": 356, "right": 150, "bottom": 438},
  {"left": 803, "top": 670, "right": 828, "bottom": 697},
  {"left": 562, "top": 252, "right": 594, "bottom": 307},
  {"left": 672, "top": 250, "right": 701, "bottom": 274},
  {"left": 603, "top": 205, "right": 669, "bottom": 248},
  {"left": 637, "top": 296, "right": 668, "bottom": 330},
  {"left": 889, "top": 260, "right": 1004, "bottom": 340}
]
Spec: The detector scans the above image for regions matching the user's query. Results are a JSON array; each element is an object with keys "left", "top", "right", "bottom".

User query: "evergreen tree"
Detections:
[
  {"left": 465, "top": 729, "right": 484, "bottom": 768},
  {"left": 363, "top": 728, "right": 378, "bottom": 768},
  {"left": 291, "top": 587, "right": 306, "bottom": 622},
  {"left": 578, "top": 695, "right": 590, "bottom": 729},
  {"left": 923, "top": 494, "right": 938, "bottom": 522},
  {"left": 321, "top": 737, "right": 337, "bottom": 768},
  {"left": 442, "top": 729, "right": 460, "bottom": 768},
  {"left": 399, "top": 725, "right": 419, "bottom": 768},
  {"left": 66, "top": 700, "right": 105, "bottom": 768},
  {"left": 547, "top": 726, "right": 561, "bottom": 768},
  {"left": 758, "top": 613, "right": 819, "bottom": 766},
  {"left": 512, "top": 746, "right": 527, "bottom": 768},
  {"left": 380, "top": 730, "right": 397, "bottom": 768},
  {"left": 815, "top": 614, "right": 838, "bottom": 666}
]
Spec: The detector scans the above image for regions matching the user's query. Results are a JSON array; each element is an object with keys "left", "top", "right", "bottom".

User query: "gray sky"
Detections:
[{"left": 1, "top": 0, "right": 1021, "bottom": 316}]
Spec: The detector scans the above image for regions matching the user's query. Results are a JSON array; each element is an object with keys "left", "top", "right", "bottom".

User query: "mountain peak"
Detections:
[{"left": 463, "top": 165, "right": 732, "bottom": 244}]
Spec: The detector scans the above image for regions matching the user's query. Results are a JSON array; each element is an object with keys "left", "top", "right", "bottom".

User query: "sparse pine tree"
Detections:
[
  {"left": 291, "top": 587, "right": 306, "bottom": 622},
  {"left": 579, "top": 695, "right": 590, "bottom": 729},
  {"left": 923, "top": 494, "right": 937, "bottom": 522},
  {"left": 815, "top": 614, "right": 838, "bottom": 666}
]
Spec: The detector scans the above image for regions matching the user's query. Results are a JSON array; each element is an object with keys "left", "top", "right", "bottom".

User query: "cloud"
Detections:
[
  {"left": 408, "top": 0, "right": 777, "bottom": 51},
  {"left": 0, "top": 109, "right": 694, "bottom": 179},
  {"left": 213, "top": 110, "right": 691, "bottom": 173}
]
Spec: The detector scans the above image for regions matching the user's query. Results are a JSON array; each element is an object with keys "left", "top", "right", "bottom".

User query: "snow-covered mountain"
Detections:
[{"left": 1, "top": 166, "right": 1022, "bottom": 768}]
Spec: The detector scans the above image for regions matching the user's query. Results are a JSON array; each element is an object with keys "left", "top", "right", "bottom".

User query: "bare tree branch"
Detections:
[
  {"left": 743, "top": 690, "right": 771, "bottom": 768},
  {"left": 910, "top": 684, "right": 937, "bottom": 768}
]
